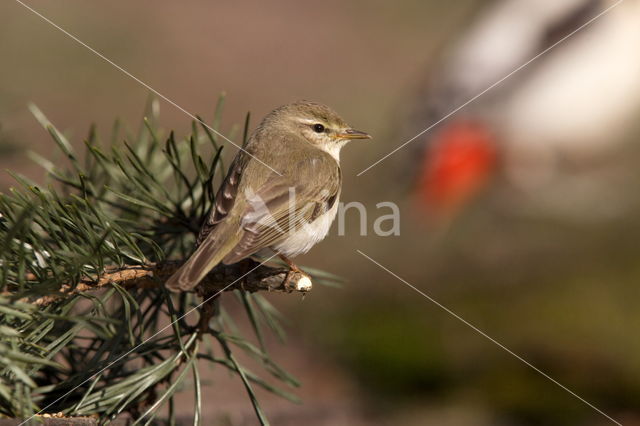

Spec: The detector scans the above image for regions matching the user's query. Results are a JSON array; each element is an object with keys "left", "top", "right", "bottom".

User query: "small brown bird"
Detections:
[{"left": 166, "top": 101, "right": 370, "bottom": 292}]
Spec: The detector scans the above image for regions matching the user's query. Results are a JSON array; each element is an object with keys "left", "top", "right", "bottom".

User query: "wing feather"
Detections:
[
  {"left": 222, "top": 154, "right": 340, "bottom": 264},
  {"left": 196, "top": 154, "right": 248, "bottom": 246}
]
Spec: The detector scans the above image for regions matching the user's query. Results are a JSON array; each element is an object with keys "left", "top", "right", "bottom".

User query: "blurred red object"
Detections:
[
  {"left": 416, "top": 121, "right": 497, "bottom": 219},
  {"left": 408, "top": 0, "right": 640, "bottom": 221}
]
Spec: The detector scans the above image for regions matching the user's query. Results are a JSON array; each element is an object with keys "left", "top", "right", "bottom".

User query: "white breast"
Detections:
[{"left": 274, "top": 199, "right": 340, "bottom": 257}]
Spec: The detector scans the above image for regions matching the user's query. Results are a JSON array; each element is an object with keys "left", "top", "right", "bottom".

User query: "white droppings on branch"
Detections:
[{"left": 293, "top": 275, "right": 312, "bottom": 292}]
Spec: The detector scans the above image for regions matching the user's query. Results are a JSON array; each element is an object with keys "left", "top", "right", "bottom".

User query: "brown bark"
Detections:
[{"left": 29, "top": 259, "right": 311, "bottom": 306}]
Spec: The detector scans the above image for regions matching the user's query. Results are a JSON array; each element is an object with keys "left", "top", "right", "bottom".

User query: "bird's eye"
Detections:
[{"left": 313, "top": 124, "right": 325, "bottom": 133}]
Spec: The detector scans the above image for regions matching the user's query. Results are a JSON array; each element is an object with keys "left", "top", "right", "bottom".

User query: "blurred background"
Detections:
[{"left": 1, "top": 0, "right": 640, "bottom": 424}]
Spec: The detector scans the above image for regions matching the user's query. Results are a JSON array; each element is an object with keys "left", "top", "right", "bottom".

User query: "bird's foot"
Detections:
[{"left": 278, "top": 254, "right": 312, "bottom": 292}]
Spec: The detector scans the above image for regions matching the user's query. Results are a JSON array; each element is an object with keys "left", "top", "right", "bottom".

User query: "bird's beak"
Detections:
[{"left": 336, "top": 128, "right": 372, "bottom": 140}]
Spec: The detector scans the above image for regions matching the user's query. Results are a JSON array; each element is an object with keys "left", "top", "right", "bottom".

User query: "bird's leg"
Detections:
[
  {"left": 279, "top": 253, "right": 302, "bottom": 272},
  {"left": 278, "top": 253, "right": 307, "bottom": 289}
]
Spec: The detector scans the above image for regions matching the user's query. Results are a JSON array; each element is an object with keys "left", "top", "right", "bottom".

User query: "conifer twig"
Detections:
[
  {"left": 27, "top": 259, "right": 312, "bottom": 307},
  {"left": 0, "top": 99, "right": 320, "bottom": 423}
]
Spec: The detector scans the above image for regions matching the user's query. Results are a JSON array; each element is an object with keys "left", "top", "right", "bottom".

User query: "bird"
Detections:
[
  {"left": 165, "top": 101, "right": 371, "bottom": 292},
  {"left": 407, "top": 0, "right": 640, "bottom": 220}
]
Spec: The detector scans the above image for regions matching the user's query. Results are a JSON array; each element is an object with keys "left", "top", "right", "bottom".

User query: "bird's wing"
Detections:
[
  {"left": 166, "top": 148, "right": 340, "bottom": 292},
  {"left": 221, "top": 153, "right": 341, "bottom": 264},
  {"left": 196, "top": 153, "right": 249, "bottom": 246},
  {"left": 165, "top": 153, "right": 249, "bottom": 292}
]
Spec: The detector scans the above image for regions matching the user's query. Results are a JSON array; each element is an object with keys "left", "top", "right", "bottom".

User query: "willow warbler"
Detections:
[{"left": 166, "top": 101, "right": 370, "bottom": 292}]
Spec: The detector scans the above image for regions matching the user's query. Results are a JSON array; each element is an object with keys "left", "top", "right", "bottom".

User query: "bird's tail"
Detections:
[{"left": 165, "top": 223, "right": 240, "bottom": 292}]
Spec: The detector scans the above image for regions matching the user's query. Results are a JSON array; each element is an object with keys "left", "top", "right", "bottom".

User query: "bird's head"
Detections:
[{"left": 261, "top": 101, "right": 371, "bottom": 157}]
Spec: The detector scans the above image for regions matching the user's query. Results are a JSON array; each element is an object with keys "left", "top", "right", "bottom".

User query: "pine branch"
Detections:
[
  {"left": 27, "top": 259, "right": 312, "bottom": 307},
  {"left": 0, "top": 97, "right": 331, "bottom": 423}
]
